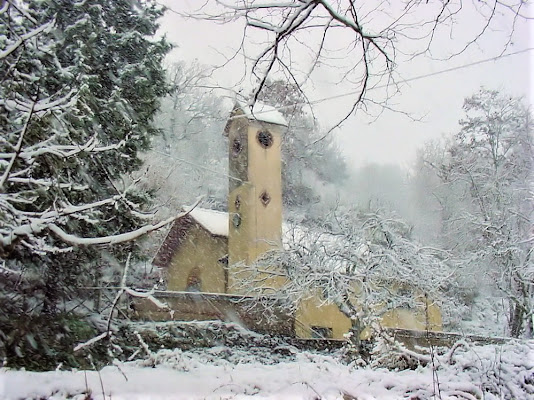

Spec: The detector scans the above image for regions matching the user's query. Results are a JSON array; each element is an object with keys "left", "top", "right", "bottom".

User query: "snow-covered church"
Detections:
[{"left": 134, "top": 102, "right": 442, "bottom": 339}]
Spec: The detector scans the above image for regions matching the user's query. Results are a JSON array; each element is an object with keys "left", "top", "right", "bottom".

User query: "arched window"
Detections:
[{"left": 186, "top": 267, "right": 202, "bottom": 292}]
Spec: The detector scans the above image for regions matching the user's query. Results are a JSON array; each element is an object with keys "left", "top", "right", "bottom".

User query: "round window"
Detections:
[{"left": 257, "top": 130, "right": 273, "bottom": 148}]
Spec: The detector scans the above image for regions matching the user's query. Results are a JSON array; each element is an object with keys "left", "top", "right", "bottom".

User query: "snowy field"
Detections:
[{"left": 2, "top": 340, "right": 533, "bottom": 400}]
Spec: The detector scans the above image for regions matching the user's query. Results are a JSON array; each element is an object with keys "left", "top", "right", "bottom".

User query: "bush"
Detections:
[{"left": 0, "top": 313, "right": 109, "bottom": 371}]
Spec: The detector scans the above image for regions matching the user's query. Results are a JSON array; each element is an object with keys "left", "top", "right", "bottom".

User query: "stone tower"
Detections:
[{"left": 223, "top": 101, "right": 287, "bottom": 293}]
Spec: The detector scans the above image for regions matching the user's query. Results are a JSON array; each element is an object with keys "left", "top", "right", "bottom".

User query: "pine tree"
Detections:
[{"left": 0, "top": 0, "right": 171, "bottom": 365}]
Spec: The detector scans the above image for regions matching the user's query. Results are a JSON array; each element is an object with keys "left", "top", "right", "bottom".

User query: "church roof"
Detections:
[
  {"left": 189, "top": 208, "right": 228, "bottom": 237},
  {"left": 153, "top": 208, "right": 229, "bottom": 268},
  {"left": 223, "top": 101, "right": 287, "bottom": 137},
  {"left": 153, "top": 207, "right": 356, "bottom": 271}
]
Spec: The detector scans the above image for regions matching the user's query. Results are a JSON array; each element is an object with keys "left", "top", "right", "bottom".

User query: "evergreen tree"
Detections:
[{"left": 0, "top": 0, "right": 171, "bottom": 365}]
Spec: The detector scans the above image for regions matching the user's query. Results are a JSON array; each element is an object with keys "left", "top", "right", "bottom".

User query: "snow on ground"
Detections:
[{"left": 2, "top": 339, "right": 533, "bottom": 400}]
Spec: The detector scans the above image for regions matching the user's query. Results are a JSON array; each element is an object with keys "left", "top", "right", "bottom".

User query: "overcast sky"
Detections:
[{"left": 157, "top": 1, "right": 532, "bottom": 170}]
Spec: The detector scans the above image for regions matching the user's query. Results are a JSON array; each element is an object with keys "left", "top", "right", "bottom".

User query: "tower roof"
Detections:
[
  {"left": 236, "top": 100, "right": 288, "bottom": 127},
  {"left": 224, "top": 101, "right": 287, "bottom": 136}
]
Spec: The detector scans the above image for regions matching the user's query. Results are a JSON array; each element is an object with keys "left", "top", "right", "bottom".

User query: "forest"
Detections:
[{"left": 0, "top": 1, "right": 532, "bottom": 399}]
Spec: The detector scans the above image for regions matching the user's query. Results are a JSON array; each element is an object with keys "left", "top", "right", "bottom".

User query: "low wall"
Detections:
[
  {"left": 130, "top": 291, "right": 295, "bottom": 337},
  {"left": 385, "top": 328, "right": 510, "bottom": 349},
  {"left": 129, "top": 292, "right": 512, "bottom": 350}
]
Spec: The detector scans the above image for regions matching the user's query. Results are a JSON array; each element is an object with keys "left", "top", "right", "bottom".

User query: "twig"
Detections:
[
  {"left": 88, "top": 354, "right": 106, "bottom": 400},
  {"left": 74, "top": 332, "right": 109, "bottom": 353},
  {"left": 0, "top": 95, "right": 37, "bottom": 188},
  {"left": 112, "top": 359, "right": 129, "bottom": 382}
]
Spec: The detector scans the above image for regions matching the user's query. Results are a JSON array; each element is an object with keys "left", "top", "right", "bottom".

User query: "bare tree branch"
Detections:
[{"left": 187, "top": 0, "right": 528, "bottom": 129}]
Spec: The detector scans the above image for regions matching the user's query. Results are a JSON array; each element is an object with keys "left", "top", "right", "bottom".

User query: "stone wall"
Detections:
[
  {"left": 385, "top": 328, "right": 510, "bottom": 349},
  {"left": 130, "top": 291, "right": 294, "bottom": 337}
]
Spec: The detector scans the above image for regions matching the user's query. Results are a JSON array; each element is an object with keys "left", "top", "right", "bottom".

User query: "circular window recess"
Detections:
[
  {"left": 232, "top": 138, "right": 243, "bottom": 156},
  {"left": 259, "top": 191, "right": 271, "bottom": 207},
  {"left": 232, "top": 213, "right": 242, "bottom": 228},
  {"left": 234, "top": 195, "right": 241, "bottom": 210},
  {"left": 257, "top": 130, "right": 273, "bottom": 148}
]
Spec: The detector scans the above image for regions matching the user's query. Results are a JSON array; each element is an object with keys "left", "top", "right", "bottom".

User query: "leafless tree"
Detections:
[
  {"left": 189, "top": 0, "right": 529, "bottom": 128},
  {"left": 428, "top": 89, "right": 533, "bottom": 337},
  {"left": 231, "top": 207, "right": 459, "bottom": 345}
]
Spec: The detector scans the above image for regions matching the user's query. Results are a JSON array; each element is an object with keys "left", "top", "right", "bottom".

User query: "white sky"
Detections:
[{"left": 157, "top": 1, "right": 533, "bottom": 170}]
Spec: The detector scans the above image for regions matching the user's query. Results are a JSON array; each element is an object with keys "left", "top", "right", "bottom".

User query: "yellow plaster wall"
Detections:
[
  {"left": 381, "top": 309, "right": 426, "bottom": 330},
  {"left": 295, "top": 292, "right": 443, "bottom": 340},
  {"left": 228, "top": 184, "right": 254, "bottom": 270},
  {"left": 227, "top": 184, "right": 286, "bottom": 293},
  {"left": 166, "top": 224, "right": 227, "bottom": 293},
  {"left": 246, "top": 121, "right": 283, "bottom": 261},
  {"left": 227, "top": 117, "right": 284, "bottom": 294},
  {"left": 376, "top": 293, "right": 443, "bottom": 332},
  {"left": 360, "top": 302, "right": 442, "bottom": 339},
  {"left": 295, "top": 295, "right": 352, "bottom": 339},
  {"left": 227, "top": 113, "right": 250, "bottom": 194},
  {"left": 421, "top": 300, "right": 443, "bottom": 331},
  {"left": 227, "top": 262, "right": 288, "bottom": 295}
]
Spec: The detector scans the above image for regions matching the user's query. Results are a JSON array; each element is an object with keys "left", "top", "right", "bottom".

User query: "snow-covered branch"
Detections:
[
  {"left": 73, "top": 331, "right": 108, "bottom": 352},
  {"left": 216, "top": 1, "right": 302, "bottom": 10},
  {"left": 74, "top": 252, "right": 170, "bottom": 353},
  {"left": 47, "top": 198, "right": 201, "bottom": 246},
  {"left": 0, "top": 97, "right": 36, "bottom": 188},
  {"left": 6, "top": 133, "right": 129, "bottom": 162},
  {"left": 232, "top": 209, "right": 455, "bottom": 343},
  {"left": 0, "top": 19, "right": 54, "bottom": 60}
]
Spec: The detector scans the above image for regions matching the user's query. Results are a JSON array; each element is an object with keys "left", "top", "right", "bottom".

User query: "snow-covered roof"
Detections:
[
  {"left": 184, "top": 208, "right": 292, "bottom": 241},
  {"left": 236, "top": 100, "right": 288, "bottom": 127},
  {"left": 154, "top": 208, "right": 323, "bottom": 268},
  {"left": 153, "top": 208, "right": 229, "bottom": 268},
  {"left": 189, "top": 208, "right": 228, "bottom": 237},
  {"left": 186, "top": 209, "right": 318, "bottom": 249}
]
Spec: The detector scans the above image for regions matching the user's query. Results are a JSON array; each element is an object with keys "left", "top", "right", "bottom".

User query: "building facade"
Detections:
[{"left": 134, "top": 102, "right": 442, "bottom": 339}]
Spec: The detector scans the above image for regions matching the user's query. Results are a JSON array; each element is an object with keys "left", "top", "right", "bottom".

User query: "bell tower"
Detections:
[{"left": 223, "top": 101, "right": 287, "bottom": 293}]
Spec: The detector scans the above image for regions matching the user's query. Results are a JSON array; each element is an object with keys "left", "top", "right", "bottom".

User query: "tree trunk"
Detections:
[
  {"left": 42, "top": 264, "right": 59, "bottom": 315},
  {"left": 509, "top": 302, "right": 524, "bottom": 338}
]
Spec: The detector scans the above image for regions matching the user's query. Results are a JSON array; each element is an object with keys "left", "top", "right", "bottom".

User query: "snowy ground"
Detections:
[{"left": 2, "top": 339, "right": 533, "bottom": 400}]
